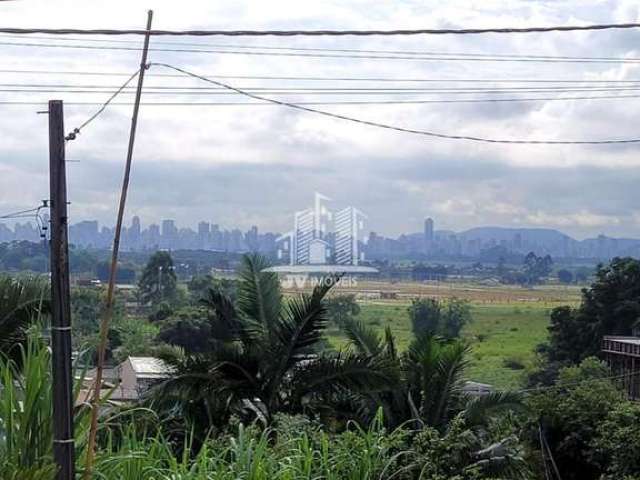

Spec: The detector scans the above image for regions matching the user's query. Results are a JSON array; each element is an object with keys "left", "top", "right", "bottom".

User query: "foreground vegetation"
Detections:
[{"left": 1, "top": 255, "right": 640, "bottom": 479}]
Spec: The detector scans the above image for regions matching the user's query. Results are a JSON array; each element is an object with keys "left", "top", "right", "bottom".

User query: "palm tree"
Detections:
[
  {"left": 341, "top": 317, "right": 521, "bottom": 429},
  {"left": 153, "top": 254, "right": 395, "bottom": 430},
  {"left": 0, "top": 275, "right": 49, "bottom": 362}
]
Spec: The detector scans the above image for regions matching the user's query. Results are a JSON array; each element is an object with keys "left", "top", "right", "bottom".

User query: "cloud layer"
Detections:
[{"left": 1, "top": 0, "right": 639, "bottom": 239}]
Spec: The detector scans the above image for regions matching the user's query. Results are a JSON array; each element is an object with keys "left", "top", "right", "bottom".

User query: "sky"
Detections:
[{"left": 0, "top": 0, "right": 639, "bottom": 240}]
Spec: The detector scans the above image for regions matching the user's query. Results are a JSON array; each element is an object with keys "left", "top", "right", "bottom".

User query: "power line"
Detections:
[
  {"left": 10, "top": 83, "right": 640, "bottom": 93},
  {"left": 3, "top": 69, "right": 640, "bottom": 84},
  {"left": 2, "top": 33, "right": 638, "bottom": 62},
  {"left": 64, "top": 69, "right": 141, "bottom": 141},
  {"left": 1, "top": 22, "right": 640, "bottom": 36},
  {"left": 148, "top": 62, "right": 640, "bottom": 145},
  {"left": 514, "top": 369, "right": 640, "bottom": 395},
  {"left": 3, "top": 40, "right": 640, "bottom": 63},
  {"left": 3, "top": 93, "right": 640, "bottom": 107},
  {"left": 0, "top": 206, "right": 41, "bottom": 219}
]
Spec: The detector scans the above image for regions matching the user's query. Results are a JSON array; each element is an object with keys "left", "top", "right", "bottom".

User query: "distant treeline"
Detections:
[{"left": 0, "top": 241, "right": 244, "bottom": 282}]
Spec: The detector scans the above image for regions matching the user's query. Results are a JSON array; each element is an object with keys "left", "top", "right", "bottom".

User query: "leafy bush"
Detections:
[{"left": 408, "top": 297, "right": 472, "bottom": 338}]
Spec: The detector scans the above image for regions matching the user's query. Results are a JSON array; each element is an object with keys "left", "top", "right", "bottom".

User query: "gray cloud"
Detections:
[{"left": 1, "top": 0, "right": 639, "bottom": 240}]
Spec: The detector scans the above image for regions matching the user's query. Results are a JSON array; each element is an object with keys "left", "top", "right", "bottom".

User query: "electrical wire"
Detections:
[
  {"left": 3, "top": 40, "right": 640, "bottom": 63},
  {"left": 0, "top": 207, "right": 41, "bottom": 219},
  {"left": 63, "top": 69, "right": 141, "bottom": 141},
  {"left": 2, "top": 33, "right": 639, "bottom": 62},
  {"left": 10, "top": 88, "right": 640, "bottom": 97},
  {"left": 3, "top": 68, "right": 640, "bottom": 84},
  {"left": 10, "top": 83, "right": 640, "bottom": 93},
  {"left": 515, "top": 369, "right": 640, "bottom": 394},
  {"left": 3, "top": 93, "right": 640, "bottom": 106},
  {"left": 1, "top": 22, "right": 640, "bottom": 36},
  {"left": 149, "top": 62, "right": 640, "bottom": 145}
]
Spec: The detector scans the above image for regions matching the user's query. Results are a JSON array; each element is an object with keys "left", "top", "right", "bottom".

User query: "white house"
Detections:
[{"left": 118, "top": 356, "right": 171, "bottom": 398}]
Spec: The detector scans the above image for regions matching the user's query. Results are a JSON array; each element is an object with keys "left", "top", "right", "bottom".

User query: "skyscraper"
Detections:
[
  {"left": 424, "top": 217, "right": 434, "bottom": 253},
  {"left": 197, "top": 221, "right": 210, "bottom": 249},
  {"left": 129, "top": 216, "right": 141, "bottom": 249},
  {"left": 424, "top": 217, "right": 434, "bottom": 242},
  {"left": 335, "top": 206, "right": 366, "bottom": 266}
]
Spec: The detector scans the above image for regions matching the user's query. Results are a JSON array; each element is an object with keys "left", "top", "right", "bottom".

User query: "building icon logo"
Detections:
[{"left": 267, "top": 192, "right": 377, "bottom": 276}]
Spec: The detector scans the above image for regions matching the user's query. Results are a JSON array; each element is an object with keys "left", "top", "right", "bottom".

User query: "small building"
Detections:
[
  {"left": 118, "top": 356, "right": 171, "bottom": 398},
  {"left": 380, "top": 291, "right": 399, "bottom": 300},
  {"left": 462, "top": 381, "right": 493, "bottom": 397},
  {"left": 77, "top": 356, "right": 171, "bottom": 405},
  {"left": 602, "top": 336, "right": 640, "bottom": 400}
]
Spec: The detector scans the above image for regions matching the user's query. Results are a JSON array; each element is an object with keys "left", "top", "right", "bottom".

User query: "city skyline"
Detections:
[{"left": 2, "top": 212, "right": 639, "bottom": 261}]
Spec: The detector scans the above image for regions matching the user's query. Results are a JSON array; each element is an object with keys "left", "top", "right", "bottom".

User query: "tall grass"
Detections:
[
  {"left": 0, "top": 332, "right": 91, "bottom": 480},
  {"left": 92, "top": 413, "right": 412, "bottom": 480}
]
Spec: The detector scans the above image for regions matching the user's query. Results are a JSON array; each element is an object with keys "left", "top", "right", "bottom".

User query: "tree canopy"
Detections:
[
  {"left": 543, "top": 257, "right": 640, "bottom": 366},
  {"left": 138, "top": 251, "right": 178, "bottom": 306}
]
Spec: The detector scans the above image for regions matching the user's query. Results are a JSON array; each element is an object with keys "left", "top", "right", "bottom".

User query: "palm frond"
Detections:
[
  {"left": 261, "top": 281, "right": 334, "bottom": 405},
  {"left": 200, "top": 287, "right": 243, "bottom": 342},
  {"left": 383, "top": 326, "right": 398, "bottom": 360},
  {"left": 402, "top": 334, "right": 471, "bottom": 427},
  {"left": 462, "top": 391, "right": 524, "bottom": 426},
  {"left": 342, "top": 317, "right": 383, "bottom": 356},
  {"left": 292, "top": 351, "right": 398, "bottom": 400},
  {"left": 428, "top": 340, "right": 471, "bottom": 425},
  {"left": 0, "top": 275, "right": 49, "bottom": 361},
  {"left": 236, "top": 253, "right": 281, "bottom": 330}
]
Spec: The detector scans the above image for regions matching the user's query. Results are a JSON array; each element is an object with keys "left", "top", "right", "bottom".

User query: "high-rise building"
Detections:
[
  {"left": 127, "top": 216, "right": 141, "bottom": 250},
  {"left": 245, "top": 225, "right": 259, "bottom": 251},
  {"left": 423, "top": 217, "right": 435, "bottom": 254},
  {"left": 197, "top": 221, "right": 210, "bottom": 249},
  {"left": 424, "top": 217, "right": 434, "bottom": 243},
  {"left": 335, "top": 206, "right": 366, "bottom": 265},
  {"left": 147, "top": 223, "right": 161, "bottom": 247},
  {"left": 161, "top": 219, "right": 177, "bottom": 248}
]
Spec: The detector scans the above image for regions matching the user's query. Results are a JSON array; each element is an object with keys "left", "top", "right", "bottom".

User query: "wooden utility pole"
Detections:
[
  {"left": 84, "top": 10, "right": 153, "bottom": 478},
  {"left": 49, "top": 99, "right": 75, "bottom": 480}
]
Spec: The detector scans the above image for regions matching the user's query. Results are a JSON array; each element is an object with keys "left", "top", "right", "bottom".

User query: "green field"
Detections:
[{"left": 326, "top": 300, "right": 556, "bottom": 390}]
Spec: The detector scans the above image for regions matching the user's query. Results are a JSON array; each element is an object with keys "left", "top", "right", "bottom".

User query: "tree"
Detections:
[
  {"left": 527, "top": 358, "right": 627, "bottom": 480},
  {"left": 110, "top": 316, "right": 160, "bottom": 363},
  {"left": 523, "top": 252, "right": 553, "bottom": 285},
  {"left": 138, "top": 251, "right": 177, "bottom": 306},
  {"left": 0, "top": 275, "right": 49, "bottom": 362},
  {"left": 157, "top": 306, "right": 213, "bottom": 353},
  {"left": 341, "top": 318, "right": 521, "bottom": 430},
  {"left": 408, "top": 297, "right": 471, "bottom": 339},
  {"left": 153, "top": 254, "right": 394, "bottom": 432},
  {"left": 592, "top": 401, "right": 640, "bottom": 479},
  {"left": 557, "top": 269, "right": 573, "bottom": 284},
  {"left": 324, "top": 294, "right": 360, "bottom": 327},
  {"left": 187, "top": 274, "right": 236, "bottom": 304},
  {"left": 96, "top": 261, "right": 136, "bottom": 284},
  {"left": 409, "top": 298, "right": 440, "bottom": 336},
  {"left": 541, "top": 257, "right": 640, "bottom": 367}
]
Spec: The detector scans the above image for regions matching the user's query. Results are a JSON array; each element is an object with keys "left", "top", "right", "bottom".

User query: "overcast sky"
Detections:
[{"left": 1, "top": 0, "right": 639, "bottom": 240}]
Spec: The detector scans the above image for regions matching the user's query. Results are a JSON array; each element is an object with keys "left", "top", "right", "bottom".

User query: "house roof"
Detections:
[
  {"left": 463, "top": 381, "right": 493, "bottom": 393},
  {"left": 127, "top": 357, "right": 171, "bottom": 377},
  {"left": 604, "top": 336, "right": 640, "bottom": 346}
]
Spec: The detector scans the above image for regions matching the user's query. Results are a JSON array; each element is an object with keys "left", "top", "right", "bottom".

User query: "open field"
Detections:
[{"left": 321, "top": 280, "right": 581, "bottom": 389}]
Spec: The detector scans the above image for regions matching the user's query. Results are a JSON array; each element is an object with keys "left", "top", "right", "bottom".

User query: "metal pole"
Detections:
[
  {"left": 83, "top": 10, "right": 153, "bottom": 478},
  {"left": 49, "top": 99, "right": 75, "bottom": 480}
]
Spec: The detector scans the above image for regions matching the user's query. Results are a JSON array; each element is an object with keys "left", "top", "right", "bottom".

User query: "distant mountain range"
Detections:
[{"left": 385, "top": 226, "right": 640, "bottom": 260}]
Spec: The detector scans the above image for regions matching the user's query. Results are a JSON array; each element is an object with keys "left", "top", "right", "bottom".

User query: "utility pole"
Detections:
[
  {"left": 84, "top": 10, "right": 153, "bottom": 478},
  {"left": 48, "top": 100, "right": 75, "bottom": 480}
]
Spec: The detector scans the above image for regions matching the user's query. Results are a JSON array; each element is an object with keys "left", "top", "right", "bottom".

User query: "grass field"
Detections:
[{"left": 321, "top": 281, "right": 581, "bottom": 390}]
